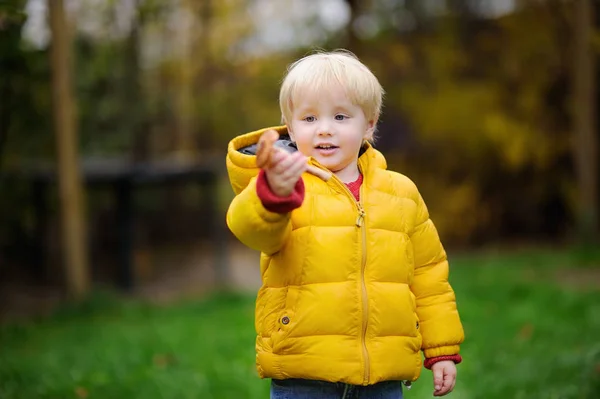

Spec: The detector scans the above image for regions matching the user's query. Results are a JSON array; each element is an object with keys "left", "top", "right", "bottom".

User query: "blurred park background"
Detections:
[{"left": 1, "top": 0, "right": 599, "bottom": 398}]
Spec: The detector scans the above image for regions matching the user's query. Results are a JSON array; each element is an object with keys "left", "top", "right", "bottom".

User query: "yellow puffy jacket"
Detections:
[{"left": 226, "top": 126, "right": 464, "bottom": 386}]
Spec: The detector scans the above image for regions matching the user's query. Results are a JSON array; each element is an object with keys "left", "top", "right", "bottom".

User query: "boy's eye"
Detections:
[
  {"left": 304, "top": 116, "right": 315, "bottom": 122},
  {"left": 335, "top": 114, "right": 347, "bottom": 120}
]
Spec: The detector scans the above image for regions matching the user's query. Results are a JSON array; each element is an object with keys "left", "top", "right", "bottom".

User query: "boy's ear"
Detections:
[{"left": 364, "top": 114, "right": 378, "bottom": 141}]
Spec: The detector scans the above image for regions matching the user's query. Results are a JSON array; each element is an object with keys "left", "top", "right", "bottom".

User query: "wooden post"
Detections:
[
  {"left": 172, "top": 0, "right": 200, "bottom": 160},
  {"left": 49, "top": 0, "right": 90, "bottom": 297},
  {"left": 573, "top": 0, "right": 598, "bottom": 243}
]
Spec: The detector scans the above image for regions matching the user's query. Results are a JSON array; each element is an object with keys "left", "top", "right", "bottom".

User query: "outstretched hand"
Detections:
[
  {"left": 264, "top": 150, "right": 308, "bottom": 197},
  {"left": 256, "top": 129, "right": 307, "bottom": 197},
  {"left": 431, "top": 360, "right": 457, "bottom": 396}
]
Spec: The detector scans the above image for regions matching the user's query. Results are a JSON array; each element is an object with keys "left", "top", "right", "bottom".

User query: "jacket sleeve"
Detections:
[
  {"left": 226, "top": 175, "right": 295, "bottom": 255},
  {"left": 409, "top": 190, "right": 465, "bottom": 359}
]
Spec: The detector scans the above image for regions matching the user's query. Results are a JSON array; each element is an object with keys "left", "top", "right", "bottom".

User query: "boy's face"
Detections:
[{"left": 287, "top": 84, "right": 376, "bottom": 183}]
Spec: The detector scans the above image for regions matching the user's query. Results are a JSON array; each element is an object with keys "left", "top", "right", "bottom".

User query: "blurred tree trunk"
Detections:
[
  {"left": 127, "top": 0, "right": 148, "bottom": 163},
  {"left": 197, "top": 0, "right": 213, "bottom": 150},
  {"left": 572, "top": 0, "right": 598, "bottom": 243},
  {"left": 173, "top": 0, "right": 203, "bottom": 160},
  {"left": 49, "top": 0, "right": 90, "bottom": 297}
]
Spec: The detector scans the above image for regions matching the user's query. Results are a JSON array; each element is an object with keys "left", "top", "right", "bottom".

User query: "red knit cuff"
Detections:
[
  {"left": 424, "top": 354, "right": 462, "bottom": 370},
  {"left": 256, "top": 169, "right": 305, "bottom": 213}
]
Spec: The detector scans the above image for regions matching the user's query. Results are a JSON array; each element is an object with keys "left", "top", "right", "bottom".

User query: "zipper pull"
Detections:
[{"left": 356, "top": 206, "right": 366, "bottom": 227}]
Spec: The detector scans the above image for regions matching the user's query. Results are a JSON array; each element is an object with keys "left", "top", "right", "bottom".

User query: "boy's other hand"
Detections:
[
  {"left": 431, "top": 360, "right": 457, "bottom": 396},
  {"left": 264, "top": 150, "right": 307, "bottom": 197}
]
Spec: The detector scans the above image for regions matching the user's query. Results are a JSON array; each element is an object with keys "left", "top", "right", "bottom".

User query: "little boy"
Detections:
[{"left": 226, "top": 50, "right": 464, "bottom": 399}]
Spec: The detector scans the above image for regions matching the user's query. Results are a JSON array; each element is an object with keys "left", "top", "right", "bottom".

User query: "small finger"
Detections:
[
  {"left": 436, "top": 385, "right": 450, "bottom": 396},
  {"left": 433, "top": 368, "right": 443, "bottom": 392},
  {"left": 443, "top": 371, "right": 455, "bottom": 387},
  {"left": 438, "top": 373, "right": 455, "bottom": 396}
]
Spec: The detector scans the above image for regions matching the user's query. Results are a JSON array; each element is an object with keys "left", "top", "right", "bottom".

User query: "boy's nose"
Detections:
[
  {"left": 317, "top": 124, "right": 334, "bottom": 136},
  {"left": 316, "top": 119, "right": 334, "bottom": 136}
]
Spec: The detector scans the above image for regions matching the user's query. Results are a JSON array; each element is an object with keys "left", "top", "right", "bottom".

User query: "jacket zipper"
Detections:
[
  {"left": 330, "top": 173, "right": 370, "bottom": 385},
  {"left": 340, "top": 176, "right": 411, "bottom": 389},
  {"left": 357, "top": 186, "right": 370, "bottom": 385}
]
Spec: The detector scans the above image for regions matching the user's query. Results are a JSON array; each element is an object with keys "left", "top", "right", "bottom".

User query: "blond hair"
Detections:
[{"left": 279, "top": 50, "right": 384, "bottom": 126}]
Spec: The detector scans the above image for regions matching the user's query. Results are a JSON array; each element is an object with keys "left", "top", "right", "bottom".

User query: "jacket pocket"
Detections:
[
  {"left": 257, "top": 288, "right": 287, "bottom": 341},
  {"left": 271, "top": 312, "right": 294, "bottom": 354}
]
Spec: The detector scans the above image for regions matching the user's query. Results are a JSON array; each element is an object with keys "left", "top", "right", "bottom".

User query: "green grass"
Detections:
[{"left": 1, "top": 248, "right": 599, "bottom": 399}]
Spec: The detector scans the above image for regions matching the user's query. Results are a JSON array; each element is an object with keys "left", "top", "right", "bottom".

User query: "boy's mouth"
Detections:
[{"left": 314, "top": 144, "right": 339, "bottom": 156}]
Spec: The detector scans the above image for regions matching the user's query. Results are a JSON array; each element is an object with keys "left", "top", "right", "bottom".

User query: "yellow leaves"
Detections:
[
  {"left": 483, "top": 112, "right": 531, "bottom": 170},
  {"left": 417, "top": 27, "right": 467, "bottom": 77},
  {"left": 398, "top": 80, "right": 495, "bottom": 149},
  {"left": 483, "top": 112, "right": 558, "bottom": 171},
  {"left": 384, "top": 3, "right": 570, "bottom": 177},
  {"left": 397, "top": 74, "right": 557, "bottom": 173}
]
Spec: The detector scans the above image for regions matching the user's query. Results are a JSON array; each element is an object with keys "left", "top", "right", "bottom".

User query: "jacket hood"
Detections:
[{"left": 226, "top": 125, "right": 387, "bottom": 195}]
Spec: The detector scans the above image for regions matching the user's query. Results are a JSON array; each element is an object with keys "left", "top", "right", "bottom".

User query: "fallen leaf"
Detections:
[
  {"left": 153, "top": 353, "right": 176, "bottom": 368},
  {"left": 75, "top": 387, "right": 88, "bottom": 398},
  {"left": 517, "top": 323, "right": 534, "bottom": 340}
]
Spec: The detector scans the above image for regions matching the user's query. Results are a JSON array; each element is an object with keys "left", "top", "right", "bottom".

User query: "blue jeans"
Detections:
[{"left": 270, "top": 378, "right": 403, "bottom": 399}]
